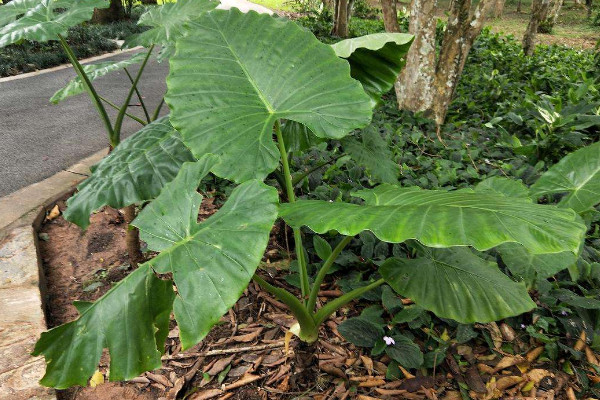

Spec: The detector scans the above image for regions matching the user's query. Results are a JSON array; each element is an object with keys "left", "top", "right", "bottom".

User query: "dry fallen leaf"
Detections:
[
  {"left": 89, "top": 370, "right": 104, "bottom": 387},
  {"left": 46, "top": 204, "right": 61, "bottom": 221},
  {"left": 495, "top": 376, "right": 523, "bottom": 391}
]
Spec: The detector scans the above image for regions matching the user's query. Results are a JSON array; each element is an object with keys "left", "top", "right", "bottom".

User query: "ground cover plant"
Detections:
[{"left": 2, "top": 0, "right": 600, "bottom": 398}]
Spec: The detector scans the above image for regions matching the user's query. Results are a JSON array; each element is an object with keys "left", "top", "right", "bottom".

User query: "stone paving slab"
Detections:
[
  {"left": 0, "top": 148, "right": 107, "bottom": 399},
  {"left": 0, "top": 227, "right": 54, "bottom": 400}
]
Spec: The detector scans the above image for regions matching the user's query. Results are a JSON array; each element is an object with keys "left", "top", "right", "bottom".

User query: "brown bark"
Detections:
[
  {"left": 396, "top": 0, "right": 494, "bottom": 127},
  {"left": 586, "top": 0, "right": 592, "bottom": 17},
  {"left": 332, "top": 0, "right": 353, "bottom": 37},
  {"left": 122, "top": 204, "right": 143, "bottom": 268},
  {"left": 492, "top": 0, "right": 505, "bottom": 17},
  {"left": 92, "top": 0, "right": 125, "bottom": 24},
  {"left": 381, "top": 0, "right": 401, "bottom": 32},
  {"left": 395, "top": 0, "right": 437, "bottom": 114},
  {"left": 517, "top": 0, "right": 523, "bottom": 12},
  {"left": 538, "top": 0, "right": 563, "bottom": 33},
  {"left": 523, "top": 0, "right": 550, "bottom": 55},
  {"left": 332, "top": 0, "right": 349, "bottom": 37}
]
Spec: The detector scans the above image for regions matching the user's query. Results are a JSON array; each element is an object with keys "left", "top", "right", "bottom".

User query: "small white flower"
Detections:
[{"left": 383, "top": 336, "right": 395, "bottom": 346}]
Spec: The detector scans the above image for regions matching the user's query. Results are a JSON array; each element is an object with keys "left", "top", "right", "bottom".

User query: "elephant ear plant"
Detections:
[
  {"left": 0, "top": 0, "right": 219, "bottom": 266},
  {"left": 32, "top": 8, "right": 587, "bottom": 389}
]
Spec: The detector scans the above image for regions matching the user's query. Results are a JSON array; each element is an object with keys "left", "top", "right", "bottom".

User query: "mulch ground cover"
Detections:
[{"left": 37, "top": 193, "right": 594, "bottom": 400}]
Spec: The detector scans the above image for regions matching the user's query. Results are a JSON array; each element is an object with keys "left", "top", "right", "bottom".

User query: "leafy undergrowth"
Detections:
[{"left": 0, "top": 19, "right": 148, "bottom": 77}]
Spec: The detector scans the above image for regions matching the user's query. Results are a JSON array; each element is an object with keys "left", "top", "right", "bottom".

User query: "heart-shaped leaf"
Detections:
[
  {"left": 64, "top": 117, "right": 196, "bottom": 229},
  {"left": 279, "top": 184, "right": 585, "bottom": 254},
  {"left": 475, "top": 176, "right": 531, "bottom": 201},
  {"left": 497, "top": 242, "right": 576, "bottom": 285},
  {"left": 124, "top": 0, "right": 217, "bottom": 60},
  {"left": 166, "top": 9, "right": 372, "bottom": 183},
  {"left": 32, "top": 265, "right": 175, "bottom": 389},
  {"left": 381, "top": 248, "right": 536, "bottom": 323},
  {"left": 530, "top": 142, "right": 600, "bottom": 213},
  {"left": 133, "top": 160, "right": 279, "bottom": 348},
  {"left": 331, "top": 33, "right": 413, "bottom": 104},
  {"left": 0, "top": 0, "right": 109, "bottom": 47}
]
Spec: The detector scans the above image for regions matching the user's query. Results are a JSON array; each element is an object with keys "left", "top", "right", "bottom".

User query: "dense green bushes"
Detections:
[{"left": 0, "top": 25, "right": 118, "bottom": 76}]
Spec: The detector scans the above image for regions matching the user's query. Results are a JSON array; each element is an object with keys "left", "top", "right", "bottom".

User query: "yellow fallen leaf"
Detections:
[
  {"left": 441, "top": 328, "right": 450, "bottom": 342},
  {"left": 521, "top": 380, "right": 535, "bottom": 392},
  {"left": 46, "top": 205, "right": 60, "bottom": 221},
  {"left": 89, "top": 370, "right": 104, "bottom": 387}
]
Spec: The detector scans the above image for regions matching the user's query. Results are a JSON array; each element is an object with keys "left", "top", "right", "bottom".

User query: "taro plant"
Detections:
[
  {"left": 0, "top": 0, "right": 219, "bottom": 266},
  {"left": 31, "top": 7, "right": 589, "bottom": 390}
]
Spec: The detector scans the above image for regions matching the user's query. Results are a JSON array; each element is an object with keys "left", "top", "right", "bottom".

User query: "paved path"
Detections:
[{"left": 0, "top": 48, "right": 169, "bottom": 197}]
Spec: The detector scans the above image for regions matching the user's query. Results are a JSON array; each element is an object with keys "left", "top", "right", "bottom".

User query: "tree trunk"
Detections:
[
  {"left": 586, "top": 0, "right": 592, "bottom": 17},
  {"left": 517, "top": 0, "right": 523, "bottom": 12},
  {"left": 122, "top": 205, "right": 143, "bottom": 268},
  {"left": 332, "top": 0, "right": 350, "bottom": 37},
  {"left": 396, "top": 0, "right": 494, "bottom": 127},
  {"left": 523, "top": 0, "right": 550, "bottom": 55},
  {"left": 395, "top": 0, "right": 437, "bottom": 114},
  {"left": 492, "top": 0, "right": 505, "bottom": 17},
  {"left": 92, "top": 0, "right": 125, "bottom": 24},
  {"left": 381, "top": 0, "right": 401, "bottom": 31},
  {"left": 538, "top": 0, "right": 562, "bottom": 32}
]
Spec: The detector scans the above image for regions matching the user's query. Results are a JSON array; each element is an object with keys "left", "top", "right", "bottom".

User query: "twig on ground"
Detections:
[{"left": 162, "top": 342, "right": 285, "bottom": 360}]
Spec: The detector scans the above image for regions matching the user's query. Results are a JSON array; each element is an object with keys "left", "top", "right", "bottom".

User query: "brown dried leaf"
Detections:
[
  {"left": 360, "top": 355, "right": 374, "bottom": 375},
  {"left": 574, "top": 331, "right": 586, "bottom": 352},
  {"left": 224, "top": 374, "right": 262, "bottom": 391},
  {"left": 320, "top": 363, "right": 347, "bottom": 380},
  {"left": 206, "top": 355, "right": 235, "bottom": 376},
  {"left": 493, "top": 355, "right": 524, "bottom": 372},
  {"left": 526, "top": 346, "right": 544, "bottom": 362},
  {"left": 189, "top": 389, "right": 223, "bottom": 400},
  {"left": 495, "top": 376, "right": 523, "bottom": 390},
  {"left": 465, "top": 365, "right": 487, "bottom": 393},
  {"left": 146, "top": 372, "right": 173, "bottom": 388}
]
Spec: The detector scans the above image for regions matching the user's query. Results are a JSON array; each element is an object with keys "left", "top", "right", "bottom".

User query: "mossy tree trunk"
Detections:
[
  {"left": 538, "top": 0, "right": 563, "bottom": 32},
  {"left": 381, "top": 0, "right": 401, "bottom": 32},
  {"left": 523, "top": 0, "right": 550, "bottom": 55},
  {"left": 395, "top": 0, "right": 494, "bottom": 128}
]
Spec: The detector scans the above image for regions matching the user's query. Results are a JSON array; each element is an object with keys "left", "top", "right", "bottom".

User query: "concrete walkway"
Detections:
[{"left": 0, "top": 48, "right": 169, "bottom": 197}]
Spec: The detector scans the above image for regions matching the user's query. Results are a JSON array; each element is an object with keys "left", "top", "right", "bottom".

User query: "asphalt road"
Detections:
[{"left": 0, "top": 48, "right": 169, "bottom": 197}]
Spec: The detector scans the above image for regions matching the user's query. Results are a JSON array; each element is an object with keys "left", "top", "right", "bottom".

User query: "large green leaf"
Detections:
[
  {"left": 133, "top": 161, "right": 279, "bottom": 348},
  {"left": 530, "top": 142, "right": 600, "bottom": 213},
  {"left": 331, "top": 33, "right": 413, "bottom": 104},
  {"left": 32, "top": 265, "right": 175, "bottom": 389},
  {"left": 0, "top": 0, "right": 109, "bottom": 48},
  {"left": 166, "top": 9, "right": 373, "bottom": 183},
  {"left": 63, "top": 117, "right": 196, "bottom": 229},
  {"left": 279, "top": 184, "right": 585, "bottom": 254},
  {"left": 475, "top": 176, "right": 531, "bottom": 201},
  {"left": 342, "top": 127, "right": 399, "bottom": 184},
  {"left": 497, "top": 242, "right": 576, "bottom": 285},
  {"left": 380, "top": 248, "right": 536, "bottom": 323},
  {"left": 124, "top": 0, "right": 217, "bottom": 61},
  {"left": 50, "top": 52, "right": 146, "bottom": 104}
]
